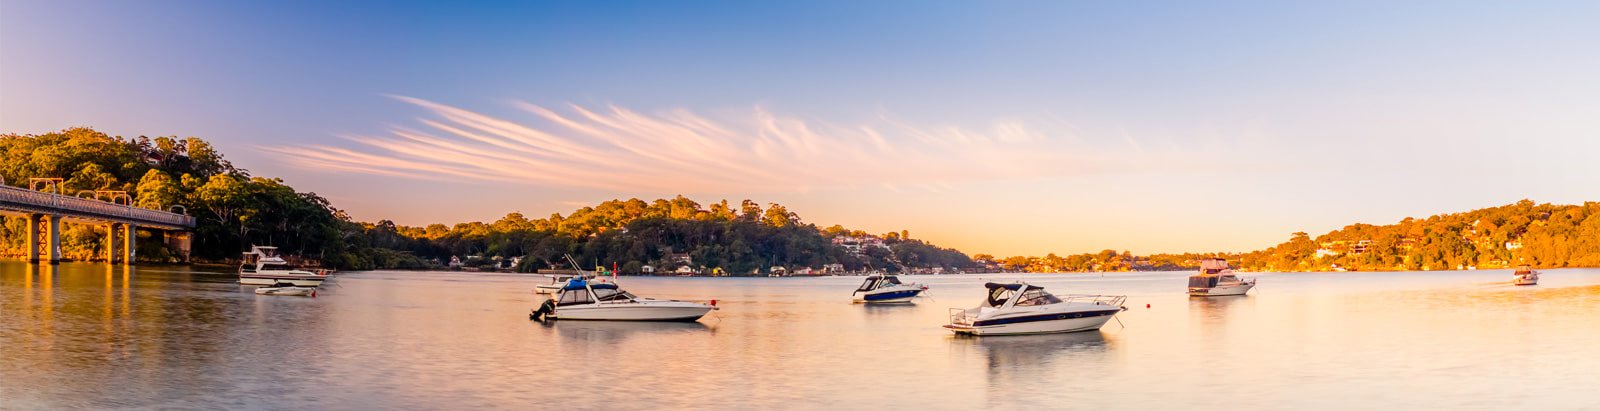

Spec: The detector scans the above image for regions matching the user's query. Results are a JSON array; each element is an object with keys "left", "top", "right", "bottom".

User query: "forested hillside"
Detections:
[
  {"left": 1235, "top": 200, "right": 1600, "bottom": 271},
  {"left": 1, "top": 128, "right": 971, "bottom": 273}
]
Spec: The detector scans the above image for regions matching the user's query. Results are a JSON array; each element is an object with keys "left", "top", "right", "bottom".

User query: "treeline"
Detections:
[
  {"left": 0, "top": 128, "right": 370, "bottom": 266},
  {"left": 1, "top": 128, "right": 973, "bottom": 273},
  {"left": 1235, "top": 200, "right": 1600, "bottom": 271},
  {"left": 979, "top": 200, "right": 1600, "bottom": 273},
  {"left": 976, "top": 250, "right": 1233, "bottom": 273},
  {"left": 360, "top": 197, "right": 972, "bottom": 273}
]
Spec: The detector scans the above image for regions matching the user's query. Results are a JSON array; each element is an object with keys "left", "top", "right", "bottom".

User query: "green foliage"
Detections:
[
  {"left": 989, "top": 201, "right": 1600, "bottom": 273},
  {"left": 2, "top": 128, "right": 978, "bottom": 273},
  {"left": 1234, "top": 200, "right": 1600, "bottom": 271}
]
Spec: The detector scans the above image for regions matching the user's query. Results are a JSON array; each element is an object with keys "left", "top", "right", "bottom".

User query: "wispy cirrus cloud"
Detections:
[{"left": 263, "top": 96, "right": 1138, "bottom": 192}]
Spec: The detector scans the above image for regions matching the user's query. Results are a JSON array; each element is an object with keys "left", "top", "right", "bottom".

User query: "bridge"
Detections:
[{"left": 0, "top": 179, "right": 196, "bottom": 264}]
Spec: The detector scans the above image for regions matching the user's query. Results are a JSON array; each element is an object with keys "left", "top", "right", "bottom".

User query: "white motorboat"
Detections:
[
  {"left": 945, "top": 282, "right": 1126, "bottom": 336},
  {"left": 239, "top": 245, "right": 332, "bottom": 287},
  {"left": 851, "top": 275, "right": 928, "bottom": 303},
  {"left": 254, "top": 282, "right": 318, "bottom": 297},
  {"left": 540, "top": 278, "right": 718, "bottom": 322},
  {"left": 1188, "top": 258, "right": 1254, "bottom": 297},
  {"left": 533, "top": 274, "right": 578, "bottom": 294},
  {"left": 1512, "top": 265, "right": 1539, "bottom": 286}
]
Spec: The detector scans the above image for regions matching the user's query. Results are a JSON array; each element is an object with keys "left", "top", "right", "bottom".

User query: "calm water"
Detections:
[{"left": 3, "top": 262, "right": 1599, "bottom": 410}]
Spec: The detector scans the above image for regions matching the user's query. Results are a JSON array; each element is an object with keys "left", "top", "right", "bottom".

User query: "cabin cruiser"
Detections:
[
  {"left": 945, "top": 282, "right": 1126, "bottom": 336},
  {"left": 239, "top": 246, "right": 331, "bottom": 286},
  {"left": 1188, "top": 258, "right": 1255, "bottom": 297},
  {"left": 851, "top": 275, "right": 928, "bottom": 303},
  {"left": 254, "top": 282, "right": 317, "bottom": 297},
  {"left": 1512, "top": 265, "right": 1539, "bottom": 286},
  {"left": 539, "top": 278, "right": 718, "bottom": 322}
]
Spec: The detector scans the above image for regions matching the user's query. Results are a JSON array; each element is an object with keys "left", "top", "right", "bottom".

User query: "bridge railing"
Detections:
[{"left": 0, "top": 185, "right": 195, "bottom": 228}]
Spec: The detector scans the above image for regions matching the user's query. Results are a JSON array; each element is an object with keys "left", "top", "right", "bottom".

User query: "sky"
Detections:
[{"left": 3, "top": 1, "right": 1598, "bottom": 257}]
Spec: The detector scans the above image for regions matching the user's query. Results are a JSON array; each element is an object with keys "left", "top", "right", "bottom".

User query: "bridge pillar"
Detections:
[
  {"left": 124, "top": 223, "right": 137, "bottom": 264},
  {"left": 106, "top": 223, "right": 117, "bottom": 263},
  {"left": 46, "top": 214, "right": 61, "bottom": 264},
  {"left": 26, "top": 214, "right": 42, "bottom": 263}
]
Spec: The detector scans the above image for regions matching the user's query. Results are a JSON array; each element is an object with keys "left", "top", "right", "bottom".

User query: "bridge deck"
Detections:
[{"left": 0, "top": 185, "right": 196, "bottom": 230}]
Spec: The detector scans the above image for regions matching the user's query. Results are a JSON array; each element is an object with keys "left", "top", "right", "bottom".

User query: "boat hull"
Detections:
[
  {"left": 1189, "top": 283, "right": 1253, "bottom": 297},
  {"left": 255, "top": 287, "right": 316, "bottom": 296},
  {"left": 240, "top": 275, "right": 327, "bottom": 287},
  {"left": 853, "top": 287, "right": 924, "bottom": 304},
  {"left": 552, "top": 301, "right": 716, "bottom": 322},
  {"left": 1512, "top": 275, "right": 1538, "bottom": 286},
  {"left": 946, "top": 309, "right": 1121, "bottom": 336}
]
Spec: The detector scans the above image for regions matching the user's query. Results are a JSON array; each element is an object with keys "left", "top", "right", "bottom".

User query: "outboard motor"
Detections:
[{"left": 529, "top": 298, "right": 557, "bottom": 322}]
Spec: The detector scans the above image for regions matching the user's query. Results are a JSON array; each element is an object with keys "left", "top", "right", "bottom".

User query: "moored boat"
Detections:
[
  {"left": 851, "top": 275, "right": 927, "bottom": 303},
  {"left": 539, "top": 278, "right": 718, "bottom": 322},
  {"left": 254, "top": 282, "right": 318, "bottom": 297},
  {"left": 1188, "top": 258, "right": 1254, "bottom": 297},
  {"left": 945, "top": 282, "right": 1126, "bottom": 336},
  {"left": 1512, "top": 265, "right": 1539, "bottom": 286},
  {"left": 534, "top": 274, "right": 577, "bottom": 294},
  {"left": 239, "top": 246, "right": 332, "bottom": 287}
]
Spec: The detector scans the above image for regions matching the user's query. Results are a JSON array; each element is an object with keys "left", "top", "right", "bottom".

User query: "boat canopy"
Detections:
[
  {"left": 1200, "top": 258, "right": 1229, "bottom": 274},
  {"left": 1189, "top": 275, "right": 1220, "bottom": 288},
  {"left": 985, "top": 283, "right": 1034, "bottom": 307},
  {"left": 562, "top": 278, "right": 589, "bottom": 290},
  {"left": 856, "top": 275, "right": 904, "bottom": 292},
  {"left": 984, "top": 282, "right": 1028, "bottom": 291}
]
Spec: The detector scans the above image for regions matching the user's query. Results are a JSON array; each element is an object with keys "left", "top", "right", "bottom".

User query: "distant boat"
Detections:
[
  {"left": 254, "top": 282, "right": 317, "bottom": 297},
  {"left": 1188, "top": 258, "right": 1255, "bottom": 297},
  {"left": 1512, "top": 265, "right": 1539, "bottom": 286},
  {"left": 534, "top": 274, "right": 576, "bottom": 294},
  {"left": 944, "top": 282, "right": 1126, "bottom": 336},
  {"left": 239, "top": 245, "right": 331, "bottom": 287},
  {"left": 851, "top": 275, "right": 927, "bottom": 304}
]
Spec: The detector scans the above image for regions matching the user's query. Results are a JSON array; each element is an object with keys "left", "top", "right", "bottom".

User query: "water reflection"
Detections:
[
  {"left": 1188, "top": 295, "right": 1250, "bottom": 323},
  {"left": 860, "top": 302, "right": 918, "bottom": 317},
  {"left": 956, "top": 331, "right": 1111, "bottom": 371},
  {"left": 5, "top": 264, "right": 1600, "bottom": 409},
  {"left": 551, "top": 320, "right": 712, "bottom": 343}
]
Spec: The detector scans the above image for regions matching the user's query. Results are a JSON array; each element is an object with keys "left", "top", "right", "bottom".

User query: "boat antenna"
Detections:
[{"left": 563, "top": 254, "right": 591, "bottom": 278}]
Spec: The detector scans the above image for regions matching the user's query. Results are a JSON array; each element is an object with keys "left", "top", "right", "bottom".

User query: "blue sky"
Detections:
[{"left": 4, "top": 1, "right": 1598, "bottom": 256}]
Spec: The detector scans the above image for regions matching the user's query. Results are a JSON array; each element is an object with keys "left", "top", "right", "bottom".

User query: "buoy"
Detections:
[
  {"left": 1146, "top": 303, "right": 1150, "bottom": 308},
  {"left": 709, "top": 299, "right": 717, "bottom": 306}
]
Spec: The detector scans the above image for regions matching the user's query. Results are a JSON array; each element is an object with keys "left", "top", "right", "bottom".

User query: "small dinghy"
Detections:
[{"left": 255, "top": 282, "right": 317, "bottom": 297}]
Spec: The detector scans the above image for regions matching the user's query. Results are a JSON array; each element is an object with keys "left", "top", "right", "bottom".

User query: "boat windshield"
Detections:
[
  {"left": 557, "top": 289, "right": 595, "bottom": 305},
  {"left": 856, "top": 278, "right": 880, "bottom": 292},
  {"left": 1014, "top": 288, "right": 1062, "bottom": 306},
  {"left": 881, "top": 276, "right": 902, "bottom": 285},
  {"left": 986, "top": 288, "right": 1014, "bottom": 307},
  {"left": 592, "top": 287, "right": 636, "bottom": 301}
]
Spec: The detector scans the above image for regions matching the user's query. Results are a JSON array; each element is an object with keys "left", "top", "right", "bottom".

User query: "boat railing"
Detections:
[
  {"left": 948, "top": 308, "right": 977, "bottom": 325},
  {"left": 1057, "top": 294, "right": 1127, "bottom": 308}
]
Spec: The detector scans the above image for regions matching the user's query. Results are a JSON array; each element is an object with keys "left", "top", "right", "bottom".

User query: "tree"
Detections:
[{"left": 134, "top": 169, "right": 182, "bottom": 210}]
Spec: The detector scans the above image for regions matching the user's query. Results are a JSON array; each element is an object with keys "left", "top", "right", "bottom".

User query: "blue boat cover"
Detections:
[
  {"left": 561, "top": 278, "right": 619, "bottom": 291},
  {"left": 984, "top": 282, "right": 1028, "bottom": 291}
]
